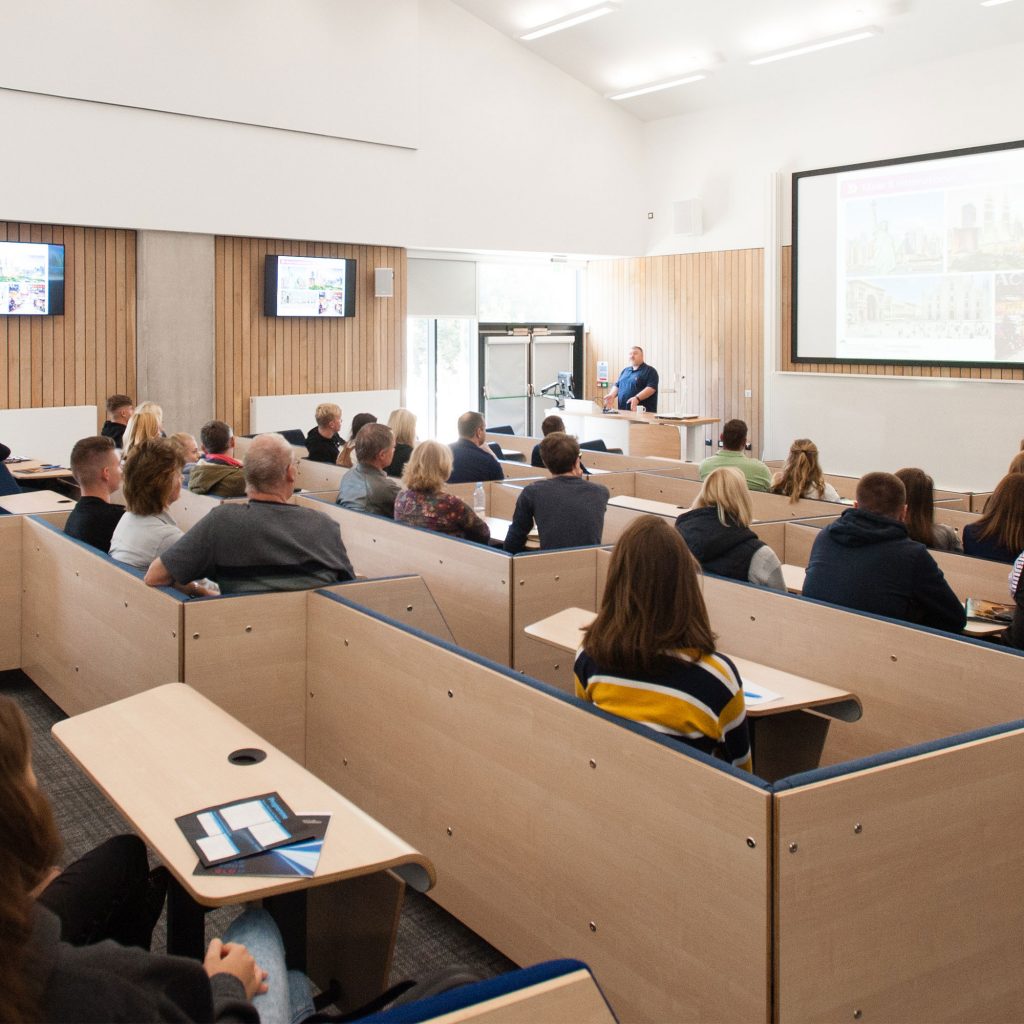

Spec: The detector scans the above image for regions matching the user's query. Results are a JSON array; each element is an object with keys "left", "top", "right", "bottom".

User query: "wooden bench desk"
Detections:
[
  {"left": 9, "top": 460, "right": 75, "bottom": 482},
  {"left": 608, "top": 494, "right": 683, "bottom": 518},
  {"left": 53, "top": 683, "right": 435, "bottom": 1006},
  {"left": 524, "top": 606, "right": 862, "bottom": 780},
  {"left": 0, "top": 489, "right": 76, "bottom": 514}
]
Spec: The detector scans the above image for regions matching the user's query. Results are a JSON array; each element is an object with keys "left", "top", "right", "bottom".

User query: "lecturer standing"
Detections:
[{"left": 604, "top": 346, "right": 659, "bottom": 413}]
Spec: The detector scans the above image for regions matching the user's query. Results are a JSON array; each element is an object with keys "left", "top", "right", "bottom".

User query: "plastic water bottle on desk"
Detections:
[{"left": 472, "top": 482, "right": 486, "bottom": 516}]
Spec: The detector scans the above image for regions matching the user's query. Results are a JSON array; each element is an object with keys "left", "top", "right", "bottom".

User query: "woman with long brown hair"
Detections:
[
  {"left": 0, "top": 694, "right": 313, "bottom": 1023},
  {"left": 894, "top": 467, "right": 962, "bottom": 552},
  {"left": 770, "top": 438, "right": 841, "bottom": 503},
  {"left": 963, "top": 473, "right": 1024, "bottom": 564},
  {"left": 574, "top": 517, "right": 752, "bottom": 772}
]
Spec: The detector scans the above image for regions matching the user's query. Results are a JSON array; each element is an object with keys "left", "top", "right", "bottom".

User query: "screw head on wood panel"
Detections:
[
  {"left": 342, "top": 758, "right": 348, "bottom": 766},
  {"left": 554, "top": 663, "right": 559, "bottom": 670},
  {"left": 406, "top": 605, "right": 413, "bottom": 611},
  {"left": 853, "top": 1011, "right": 862, "bottom": 1020},
  {"left": 853, "top": 823, "right": 862, "bottom": 834},
  {"left": 519, "top": 580, "right": 525, "bottom": 586},
  {"left": 750, "top": 615, "right": 756, "bottom": 622},
  {"left": 890, "top": 655, "right": 898, "bottom": 662},
  {"left": 554, "top": 575, "right": 560, "bottom": 582},
  {"left": 788, "top": 842, "right": 798, "bottom": 853},
  {"left": 123, "top": 601, "right": 128, "bottom": 608},
  {"left": 447, "top": 690, "right": 454, "bottom": 698},
  {"left": 74, "top": 666, "right": 79, "bottom": 672},
  {"left": 192, "top": 633, "right": 200, "bottom": 640},
  {"left": 746, "top": 837, "right": 757, "bottom": 848},
  {"left": 171, "top": 631, "right": 176, "bottom": 638},
  {"left": 75, "top": 571, "right": 79, "bottom": 577},
  {"left": 589, "top": 758, "right": 597, "bottom": 769},
  {"left": 245, "top": 625, "right": 253, "bottom": 633},
  {"left": 589, "top": 921, "right": 598, "bottom": 932},
  {"left": 344, "top": 639, "right": 349, "bottom": 646},
  {"left": 446, "top": 826, "right": 453, "bottom": 837}
]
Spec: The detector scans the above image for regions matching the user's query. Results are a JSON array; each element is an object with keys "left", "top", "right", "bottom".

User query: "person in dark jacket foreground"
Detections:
[{"left": 802, "top": 471, "right": 966, "bottom": 633}]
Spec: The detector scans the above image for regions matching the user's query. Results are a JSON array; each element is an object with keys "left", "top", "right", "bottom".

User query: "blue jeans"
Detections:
[{"left": 223, "top": 907, "right": 315, "bottom": 1024}]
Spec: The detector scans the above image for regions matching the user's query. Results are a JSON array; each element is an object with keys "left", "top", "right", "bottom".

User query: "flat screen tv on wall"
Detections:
[
  {"left": 0, "top": 241, "right": 64, "bottom": 316},
  {"left": 264, "top": 254, "right": 356, "bottom": 318},
  {"left": 792, "top": 138, "right": 1024, "bottom": 368}
]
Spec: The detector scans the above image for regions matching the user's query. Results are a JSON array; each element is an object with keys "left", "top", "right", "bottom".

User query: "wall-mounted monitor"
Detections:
[
  {"left": 793, "top": 138, "right": 1024, "bottom": 368},
  {"left": 0, "top": 241, "right": 64, "bottom": 316},
  {"left": 264, "top": 254, "right": 356, "bottom": 318}
]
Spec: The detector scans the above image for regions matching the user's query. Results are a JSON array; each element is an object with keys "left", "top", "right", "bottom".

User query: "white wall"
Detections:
[
  {"left": 0, "top": 0, "right": 645, "bottom": 258},
  {"left": 642, "top": 39, "right": 1024, "bottom": 487}
]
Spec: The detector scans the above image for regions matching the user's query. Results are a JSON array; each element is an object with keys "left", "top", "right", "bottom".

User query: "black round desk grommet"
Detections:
[{"left": 227, "top": 747, "right": 266, "bottom": 766}]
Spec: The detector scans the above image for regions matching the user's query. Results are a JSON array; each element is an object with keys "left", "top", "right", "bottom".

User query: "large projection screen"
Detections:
[{"left": 793, "top": 140, "right": 1024, "bottom": 368}]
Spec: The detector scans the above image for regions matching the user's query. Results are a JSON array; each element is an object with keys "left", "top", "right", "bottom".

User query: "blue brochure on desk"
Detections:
[
  {"left": 193, "top": 814, "right": 330, "bottom": 878},
  {"left": 176, "top": 792, "right": 316, "bottom": 868}
]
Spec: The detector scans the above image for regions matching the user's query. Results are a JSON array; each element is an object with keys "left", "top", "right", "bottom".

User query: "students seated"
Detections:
[
  {"left": 0, "top": 442, "right": 22, "bottom": 497},
  {"left": 189, "top": 420, "right": 245, "bottom": 497},
  {"left": 109, "top": 438, "right": 188, "bottom": 572},
  {"left": 121, "top": 403, "right": 163, "bottom": 462},
  {"left": 63, "top": 436, "right": 124, "bottom": 553},
  {"left": 336, "top": 423, "right": 402, "bottom": 517},
  {"left": 385, "top": 408, "right": 416, "bottom": 479},
  {"left": 504, "top": 433, "right": 608, "bottom": 552},
  {"left": 336, "top": 412, "right": 376, "bottom": 468},
  {"left": 770, "top": 438, "right": 841, "bottom": 503},
  {"left": 99, "top": 394, "right": 134, "bottom": 449},
  {"left": 531, "top": 415, "right": 565, "bottom": 468},
  {"left": 168, "top": 433, "right": 200, "bottom": 488},
  {"left": 698, "top": 419, "right": 772, "bottom": 492},
  {"left": 393, "top": 440, "right": 491, "bottom": 543},
  {"left": 676, "top": 467, "right": 785, "bottom": 591},
  {"left": 962, "top": 474, "right": 1024, "bottom": 564},
  {"left": 147, "top": 433, "right": 354, "bottom": 594},
  {"left": 0, "top": 695, "right": 313, "bottom": 1024},
  {"left": 574, "top": 517, "right": 752, "bottom": 772},
  {"left": 802, "top": 471, "right": 966, "bottom": 633},
  {"left": 894, "top": 467, "right": 962, "bottom": 552},
  {"left": 305, "top": 402, "right": 343, "bottom": 464},
  {"left": 448, "top": 412, "right": 505, "bottom": 485}
]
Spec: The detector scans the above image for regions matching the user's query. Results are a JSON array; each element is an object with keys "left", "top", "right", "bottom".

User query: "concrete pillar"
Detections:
[{"left": 136, "top": 231, "right": 215, "bottom": 438}]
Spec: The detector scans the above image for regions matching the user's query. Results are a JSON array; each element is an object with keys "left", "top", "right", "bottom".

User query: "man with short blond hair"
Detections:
[
  {"left": 64, "top": 436, "right": 125, "bottom": 552},
  {"left": 305, "top": 402, "right": 343, "bottom": 463}
]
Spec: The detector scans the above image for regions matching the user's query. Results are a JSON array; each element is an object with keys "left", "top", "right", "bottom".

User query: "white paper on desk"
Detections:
[
  {"left": 248, "top": 819, "right": 290, "bottom": 846},
  {"left": 743, "top": 682, "right": 783, "bottom": 706},
  {"left": 197, "top": 811, "right": 222, "bottom": 837},
  {"left": 197, "top": 833, "right": 240, "bottom": 861},
  {"left": 220, "top": 799, "right": 272, "bottom": 830}
]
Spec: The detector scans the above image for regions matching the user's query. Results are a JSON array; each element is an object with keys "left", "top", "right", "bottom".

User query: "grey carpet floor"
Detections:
[{"left": 2, "top": 670, "right": 516, "bottom": 986}]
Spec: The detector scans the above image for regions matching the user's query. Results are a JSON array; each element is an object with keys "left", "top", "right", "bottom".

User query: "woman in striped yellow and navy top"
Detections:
[{"left": 574, "top": 516, "right": 752, "bottom": 772}]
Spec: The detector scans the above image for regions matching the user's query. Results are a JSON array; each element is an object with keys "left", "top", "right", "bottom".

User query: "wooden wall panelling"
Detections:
[
  {"left": 1, "top": 222, "right": 135, "bottom": 422},
  {"left": 214, "top": 237, "right": 406, "bottom": 435}
]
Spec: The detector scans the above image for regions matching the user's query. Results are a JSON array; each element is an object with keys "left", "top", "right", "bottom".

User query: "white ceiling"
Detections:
[{"left": 450, "top": 0, "right": 1024, "bottom": 122}]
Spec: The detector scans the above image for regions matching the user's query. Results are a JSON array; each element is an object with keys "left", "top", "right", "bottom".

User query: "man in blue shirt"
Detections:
[
  {"left": 604, "top": 346, "right": 659, "bottom": 412},
  {"left": 448, "top": 411, "right": 505, "bottom": 485}
]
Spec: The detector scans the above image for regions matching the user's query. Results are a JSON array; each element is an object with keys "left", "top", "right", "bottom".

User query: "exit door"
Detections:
[{"left": 479, "top": 324, "right": 584, "bottom": 435}]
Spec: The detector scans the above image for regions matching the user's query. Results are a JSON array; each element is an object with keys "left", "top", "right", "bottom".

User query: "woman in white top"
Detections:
[
  {"left": 109, "top": 438, "right": 186, "bottom": 570},
  {"left": 770, "top": 438, "right": 841, "bottom": 503}
]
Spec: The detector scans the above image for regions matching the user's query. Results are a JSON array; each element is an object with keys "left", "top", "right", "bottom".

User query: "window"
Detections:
[
  {"left": 406, "top": 317, "right": 477, "bottom": 441},
  {"left": 477, "top": 263, "right": 580, "bottom": 323}
]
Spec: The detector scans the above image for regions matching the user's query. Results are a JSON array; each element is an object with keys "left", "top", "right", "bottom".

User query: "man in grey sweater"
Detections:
[{"left": 504, "top": 433, "right": 609, "bottom": 552}]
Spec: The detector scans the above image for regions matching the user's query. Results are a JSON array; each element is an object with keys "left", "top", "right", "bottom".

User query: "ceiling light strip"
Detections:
[
  {"left": 749, "top": 28, "right": 880, "bottom": 66},
  {"left": 608, "top": 74, "right": 707, "bottom": 101},
  {"left": 520, "top": 3, "right": 616, "bottom": 41}
]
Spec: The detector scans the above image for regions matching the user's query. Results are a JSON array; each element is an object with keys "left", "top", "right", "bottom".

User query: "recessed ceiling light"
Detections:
[
  {"left": 607, "top": 74, "right": 708, "bottom": 101},
  {"left": 980, "top": 0, "right": 1015, "bottom": 6},
  {"left": 749, "top": 27, "right": 881, "bottom": 66},
  {"left": 520, "top": 3, "right": 617, "bottom": 42}
]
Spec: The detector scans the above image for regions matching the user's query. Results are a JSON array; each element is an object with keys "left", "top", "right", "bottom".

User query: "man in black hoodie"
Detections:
[{"left": 803, "top": 471, "right": 966, "bottom": 633}]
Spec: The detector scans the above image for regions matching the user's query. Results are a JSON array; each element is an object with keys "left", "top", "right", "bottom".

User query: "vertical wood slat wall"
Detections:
[
  {"left": 779, "top": 245, "right": 1024, "bottom": 380},
  {"left": 1, "top": 222, "right": 137, "bottom": 422},
  {"left": 214, "top": 238, "right": 407, "bottom": 436},
  {"left": 586, "top": 249, "right": 765, "bottom": 456}
]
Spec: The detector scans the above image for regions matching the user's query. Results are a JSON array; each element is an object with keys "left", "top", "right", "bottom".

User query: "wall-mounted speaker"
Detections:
[
  {"left": 673, "top": 199, "right": 703, "bottom": 236},
  {"left": 374, "top": 267, "right": 394, "bottom": 298}
]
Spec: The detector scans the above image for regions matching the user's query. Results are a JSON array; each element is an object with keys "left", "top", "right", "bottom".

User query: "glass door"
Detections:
[
  {"left": 482, "top": 335, "right": 530, "bottom": 434},
  {"left": 530, "top": 333, "right": 577, "bottom": 429}
]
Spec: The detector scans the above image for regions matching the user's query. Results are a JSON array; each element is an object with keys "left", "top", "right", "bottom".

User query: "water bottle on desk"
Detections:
[{"left": 473, "top": 482, "right": 486, "bottom": 516}]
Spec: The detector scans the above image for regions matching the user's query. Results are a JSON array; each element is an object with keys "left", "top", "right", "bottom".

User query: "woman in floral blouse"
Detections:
[{"left": 394, "top": 440, "right": 491, "bottom": 544}]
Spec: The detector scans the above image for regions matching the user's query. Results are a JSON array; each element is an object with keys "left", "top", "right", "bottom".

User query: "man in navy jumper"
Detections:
[
  {"left": 448, "top": 411, "right": 505, "bottom": 485},
  {"left": 802, "top": 471, "right": 966, "bottom": 633},
  {"left": 603, "top": 346, "right": 659, "bottom": 413}
]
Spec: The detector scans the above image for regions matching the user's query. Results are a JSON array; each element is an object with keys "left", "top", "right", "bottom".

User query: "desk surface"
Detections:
[
  {"left": 485, "top": 516, "right": 539, "bottom": 548},
  {"left": 52, "top": 683, "right": 435, "bottom": 905},
  {"left": 608, "top": 494, "right": 684, "bottom": 518},
  {"left": 524, "top": 606, "right": 862, "bottom": 722},
  {"left": 569, "top": 408, "right": 719, "bottom": 429},
  {"left": 781, "top": 563, "right": 806, "bottom": 594},
  {"left": 0, "top": 489, "right": 76, "bottom": 514},
  {"left": 9, "top": 459, "right": 75, "bottom": 481}
]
